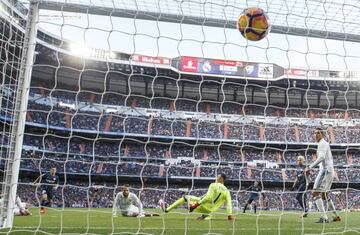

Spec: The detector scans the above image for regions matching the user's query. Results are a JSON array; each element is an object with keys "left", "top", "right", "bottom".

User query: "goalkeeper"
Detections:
[{"left": 164, "top": 174, "right": 233, "bottom": 221}]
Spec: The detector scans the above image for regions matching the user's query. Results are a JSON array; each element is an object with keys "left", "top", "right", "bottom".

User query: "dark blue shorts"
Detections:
[{"left": 41, "top": 187, "right": 54, "bottom": 200}]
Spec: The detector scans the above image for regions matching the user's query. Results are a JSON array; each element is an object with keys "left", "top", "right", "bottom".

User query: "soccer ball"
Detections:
[{"left": 237, "top": 7, "right": 270, "bottom": 41}]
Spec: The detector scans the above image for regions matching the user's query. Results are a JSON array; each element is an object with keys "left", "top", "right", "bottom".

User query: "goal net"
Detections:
[{"left": 1, "top": 0, "right": 360, "bottom": 234}]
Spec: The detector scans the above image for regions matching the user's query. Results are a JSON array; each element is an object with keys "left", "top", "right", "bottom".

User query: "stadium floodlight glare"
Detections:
[{"left": 69, "top": 43, "right": 92, "bottom": 57}]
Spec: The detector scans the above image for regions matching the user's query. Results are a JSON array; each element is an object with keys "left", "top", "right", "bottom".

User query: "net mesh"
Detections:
[{"left": 0, "top": 0, "right": 360, "bottom": 234}]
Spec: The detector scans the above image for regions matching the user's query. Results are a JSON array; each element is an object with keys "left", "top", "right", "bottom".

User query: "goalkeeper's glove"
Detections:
[
  {"left": 228, "top": 215, "right": 234, "bottom": 221},
  {"left": 189, "top": 203, "right": 199, "bottom": 212}
]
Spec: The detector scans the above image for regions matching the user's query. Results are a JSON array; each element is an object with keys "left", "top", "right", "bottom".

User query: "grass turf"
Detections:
[{"left": 3, "top": 208, "right": 360, "bottom": 234}]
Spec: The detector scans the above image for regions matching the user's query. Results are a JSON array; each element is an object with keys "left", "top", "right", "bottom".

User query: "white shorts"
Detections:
[
  {"left": 313, "top": 170, "right": 334, "bottom": 192},
  {"left": 121, "top": 205, "right": 140, "bottom": 217},
  {"left": 14, "top": 208, "right": 21, "bottom": 216}
]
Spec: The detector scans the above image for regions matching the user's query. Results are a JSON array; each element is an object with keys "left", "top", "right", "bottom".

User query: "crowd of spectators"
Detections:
[
  {"left": 14, "top": 139, "right": 360, "bottom": 183},
  {"left": 10, "top": 98, "right": 359, "bottom": 144},
  {"left": 2, "top": 86, "right": 360, "bottom": 144},
  {"left": 27, "top": 87, "right": 360, "bottom": 119},
  {"left": 18, "top": 133, "right": 358, "bottom": 165},
  {"left": 15, "top": 180, "right": 360, "bottom": 211},
  {"left": 0, "top": 132, "right": 356, "bottom": 185}
]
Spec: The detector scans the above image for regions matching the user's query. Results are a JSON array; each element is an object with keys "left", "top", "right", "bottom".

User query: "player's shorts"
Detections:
[
  {"left": 313, "top": 170, "right": 334, "bottom": 192},
  {"left": 41, "top": 187, "right": 54, "bottom": 200},
  {"left": 247, "top": 196, "right": 258, "bottom": 204},
  {"left": 121, "top": 205, "right": 140, "bottom": 217},
  {"left": 193, "top": 205, "right": 211, "bottom": 215},
  {"left": 13, "top": 208, "right": 21, "bottom": 216}
]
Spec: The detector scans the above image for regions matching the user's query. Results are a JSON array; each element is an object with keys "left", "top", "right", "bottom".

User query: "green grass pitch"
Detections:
[{"left": 3, "top": 208, "right": 360, "bottom": 234}]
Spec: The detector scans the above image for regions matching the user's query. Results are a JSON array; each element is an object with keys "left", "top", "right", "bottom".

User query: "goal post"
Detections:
[{"left": 0, "top": 0, "right": 39, "bottom": 228}]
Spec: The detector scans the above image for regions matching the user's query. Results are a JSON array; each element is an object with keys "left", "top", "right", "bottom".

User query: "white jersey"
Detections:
[
  {"left": 112, "top": 192, "right": 143, "bottom": 216},
  {"left": 15, "top": 196, "right": 25, "bottom": 210},
  {"left": 0, "top": 196, "right": 26, "bottom": 214},
  {"left": 310, "top": 138, "right": 334, "bottom": 172}
]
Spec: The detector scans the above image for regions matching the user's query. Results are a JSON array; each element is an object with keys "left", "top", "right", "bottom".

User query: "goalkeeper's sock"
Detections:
[
  {"left": 166, "top": 197, "right": 185, "bottom": 212},
  {"left": 254, "top": 204, "right": 257, "bottom": 214},
  {"left": 314, "top": 196, "right": 328, "bottom": 220},
  {"left": 326, "top": 198, "right": 339, "bottom": 216}
]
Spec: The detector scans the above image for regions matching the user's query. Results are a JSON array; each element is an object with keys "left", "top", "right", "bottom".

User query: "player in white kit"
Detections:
[
  {"left": 13, "top": 195, "right": 31, "bottom": 216},
  {"left": 112, "top": 185, "right": 159, "bottom": 217},
  {"left": 306, "top": 128, "right": 341, "bottom": 223},
  {"left": 0, "top": 194, "right": 31, "bottom": 216}
]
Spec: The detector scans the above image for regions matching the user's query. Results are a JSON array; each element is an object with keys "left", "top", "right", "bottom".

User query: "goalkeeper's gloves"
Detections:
[
  {"left": 228, "top": 215, "right": 234, "bottom": 221},
  {"left": 189, "top": 203, "right": 200, "bottom": 212}
]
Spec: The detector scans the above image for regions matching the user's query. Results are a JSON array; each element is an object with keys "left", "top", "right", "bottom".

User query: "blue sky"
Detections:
[{"left": 35, "top": 0, "right": 360, "bottom": 70}]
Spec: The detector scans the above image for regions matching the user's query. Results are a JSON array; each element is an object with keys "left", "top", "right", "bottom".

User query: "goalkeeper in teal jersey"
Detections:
[{"left": 164, "top": 174, "right": 234, "bottom": 221}]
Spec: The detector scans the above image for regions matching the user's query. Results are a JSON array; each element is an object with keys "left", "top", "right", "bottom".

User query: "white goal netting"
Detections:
[{"left": 0, "top": 0, "right": 360, "bottom": 234}]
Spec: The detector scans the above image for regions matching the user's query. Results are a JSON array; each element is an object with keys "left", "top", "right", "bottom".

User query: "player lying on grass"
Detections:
[
  {"left": 164, "top": 174, "right": 234, "bottom": 221},
  {"left": 13, "top": 194, "right": 31, "bottom": 216},
  {"left": 112, "top": 185, "right": 160, "bottom": 217},
  {"left": 0, "top": 194, "right": 31, "bottom": 216}
]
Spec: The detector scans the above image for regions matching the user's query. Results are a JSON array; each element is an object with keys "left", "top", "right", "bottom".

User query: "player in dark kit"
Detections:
[
  {"left": 292, "top": 156, "right": 309, "bottom": 217},
  {"left": 243, "top": 181, "right": 262, "bottom": 214},
  {"left": 34, "top": 167, "right": 59, "bottom": 214}
]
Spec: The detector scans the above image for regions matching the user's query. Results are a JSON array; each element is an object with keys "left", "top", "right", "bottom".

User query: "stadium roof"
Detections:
[{"left": 37, "top": 0, "right": 360, "bottom": 42}]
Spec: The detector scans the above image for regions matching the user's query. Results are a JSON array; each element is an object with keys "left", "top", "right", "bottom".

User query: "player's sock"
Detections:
[
  {"left": 326, "top": 198, "right": 339, "bottom": 216},
  {"left": 303, "top": 194, "right": 308, "bottom": 212},
  {"left": 296, "top": 196, "right": 304, "bottom": 210},
  {"left": 314, "top": 196, "right": 328, "bottom": 220},
  {"left": 145, "top": 212, "right": 160, "bottom": 217},
  {"left": 40, "top": 200, "right": 47, "bottom": 209},
  {"left": 166, "top": 197, "right": 185, "bottom": 212},
  {"left": 297, "top": 195, "right": 307, "bottom": 212},
  {"left": 254, "top": 204, "right": 257, "bottom": 214},
  {"left": 243, "top": 204, "right": 248, "bottom": 213}
]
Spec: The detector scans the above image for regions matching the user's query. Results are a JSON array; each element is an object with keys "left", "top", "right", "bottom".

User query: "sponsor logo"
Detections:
[
  {"left": 258, "top": 64, "right": 273, "bottom": 78},
  {"left": 286, "top": 69, "right": 319, "bottom": 77},
  {"left": 131, "top": 55, "right": 170, "bottom": 65},
  {"left": 245, "top": 65, "right": 254, "bottom": 74},
  {"left": 181, "top": 57, "right": 198, "bottom": 72},
  {"left": 202, "top": 61, "right": 212, "bottom": 72},
  {"left": 219, "top": 65, "right": 237, "bottom": 73}
]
